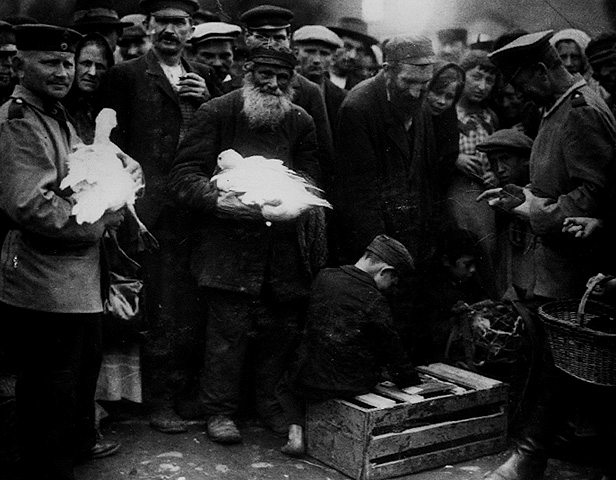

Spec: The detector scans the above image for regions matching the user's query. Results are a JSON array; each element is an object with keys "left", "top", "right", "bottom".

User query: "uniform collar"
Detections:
[
  {"left": 543, "top": 75, "right": 586, "bottom": 119},
  {"left": 340, "top": 264, "right": 378, "bottom": 287},
  {"left": 11, "top": 84, "right": 67, "bottom": 119}
]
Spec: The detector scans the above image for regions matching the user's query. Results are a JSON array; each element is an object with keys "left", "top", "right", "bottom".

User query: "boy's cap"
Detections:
[
  {"left": 476, "top": 128, "right": 533, "bottom": 154},
  {"left": 366, "top": 234, "right": 415, "bottom": 273}
]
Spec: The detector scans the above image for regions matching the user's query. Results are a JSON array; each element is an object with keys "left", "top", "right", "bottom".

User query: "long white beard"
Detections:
[{"left": 241, "top": 79, "right": 294, "bottom": 130}]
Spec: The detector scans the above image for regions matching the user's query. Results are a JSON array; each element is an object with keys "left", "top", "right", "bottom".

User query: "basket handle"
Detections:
[{"left": 578, "top": 273, "right": 610, "bottom": 326}]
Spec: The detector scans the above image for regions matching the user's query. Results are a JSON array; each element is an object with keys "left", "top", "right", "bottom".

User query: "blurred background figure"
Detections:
[
  {"left": 587, "top": 32, "right": 616, "bottom": 115},
  {"left": 117, "top": 13, "right": 151, "bottom": 63},
  {"left": 469, "top": 33, "right": 494, "bottom": 53},
  {"left": 436, "top": 27, "right": 468, "bottom": 63},
  {"left": 0, "top": 21, "right": 16, "bottom": 104},
  {"left": 71, "top": 0, "right": 131, "bottom": 52},
  {"left": 328, "top": 16, "right": 378, "bottom": 90},
  {"left": 189, "top": 21, "right": 241, "bottom": 88},
  {"left": 193, "top": 9, "right": 221, "bottom": 25}
]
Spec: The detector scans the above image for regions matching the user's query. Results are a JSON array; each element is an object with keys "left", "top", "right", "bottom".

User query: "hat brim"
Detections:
[{"left": 328, "top": 26, "right": 378, "bottom": 46}]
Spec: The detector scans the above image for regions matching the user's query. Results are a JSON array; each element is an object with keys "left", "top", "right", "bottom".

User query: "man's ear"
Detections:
[
  {"left": 242, "top": 61, "right": 254, "bottom": 73},
  {"left": 534, "top": 62, "right": 549, "bottom": 80},
  {"left": 379, "top": 265, "right": 396, "bottom": 277}
]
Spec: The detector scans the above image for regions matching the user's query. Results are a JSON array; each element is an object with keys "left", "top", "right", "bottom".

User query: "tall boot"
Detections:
[{"left": 485, "top": 435, "right": 548, "bottom": 480}]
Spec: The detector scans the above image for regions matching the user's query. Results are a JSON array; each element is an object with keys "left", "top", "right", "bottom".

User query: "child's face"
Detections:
[
  {"left": 488, "top": 150, "right": 529, "bottom": 186},
  {"left": 449, "top": 255, "right": 476, "bottom": 281},
  {"left": 427, "top": 82, "right": 458, "bottom": 116}
]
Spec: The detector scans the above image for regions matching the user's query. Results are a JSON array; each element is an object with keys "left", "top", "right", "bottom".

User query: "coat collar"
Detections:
[
  {"left": 340, "top": 265, "right": 379, "bottom": 288},
  {"left": 543, "top": 76, "right": 586, "bottom": 119},
  {"left": 144, "top": 49, "right": 195, "bottom": 105}
]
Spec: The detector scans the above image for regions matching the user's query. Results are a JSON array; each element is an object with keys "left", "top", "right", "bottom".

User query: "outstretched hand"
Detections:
[{"left": 562, "top": 217, "right": 604, "bottom": 239}]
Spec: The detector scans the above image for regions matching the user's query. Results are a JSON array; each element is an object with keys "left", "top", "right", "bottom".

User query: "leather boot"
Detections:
[{"left": 485, "top": 437, "right": 547, "bottom": 480}]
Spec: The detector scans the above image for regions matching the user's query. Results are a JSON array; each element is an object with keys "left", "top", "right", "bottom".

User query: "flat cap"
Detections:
[
  {"left": 72, "top": 0, "right": 132, "bottom": 29},
  {"left": 248, "top": 44, "right": 297, "bottom": 69},
  {"left": 240, "top": 5, "right": 293, "bottom": 31},
  {"left": 0, "top": 21, "right": 16, "bottom": 51},
  {"left": 366, "top": 234, "right": 415, "bottom": 273},
  {"left": 139, "top": 0, "right": 200, "bottom": 16},
  {"left": 192, "top": 22, "right": 241, "bottom": 45},
  {"left": 383, "top": 35, "right": 435, "bottom": 65},
  {"left": 292, "top": 25, "right": 342, "bottom": 49},
  {"left": 119, "top": 14, "right": 147, "bottom": 39},
  {"left": 489, "top": 30, "right": 555, "bottom": 81},
  {"left": 15, "top": 24, "right": 82, "bottom": 53},
  {"left": 476, "top": 128, "right": 533, "bottom": 154},
  {"left": 586, "top": 33, "right": 616, "bottom": 69},
  {"left": 329, "top": 17, "right": 377, "bottom": 46},
  {"left": 437, "top": 28, "right": 468, "bottom": 44}
]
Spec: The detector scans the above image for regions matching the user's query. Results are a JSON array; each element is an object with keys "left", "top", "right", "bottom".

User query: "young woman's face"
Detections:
[{"left": 427, "top": 81, "right": 458, "bottom": 115}]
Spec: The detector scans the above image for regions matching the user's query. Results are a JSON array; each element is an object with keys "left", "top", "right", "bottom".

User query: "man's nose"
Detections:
[
  {"left": 163, "top": 23, "right": 175, "bottom": 33},
  {"left": 87, "top": 64, "right": 96, "bottom": 76}
]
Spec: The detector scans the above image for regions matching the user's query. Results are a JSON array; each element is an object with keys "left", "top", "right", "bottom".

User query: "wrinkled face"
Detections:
[
  {"left": 250, "top": 63, "right": 293, "bottom": 95},
  {"left": 463, "top": 65, "right": 496, "bottom": 103},
  {"left": 498, "top": 83, "right": 524, "bottom": 120},
  {"left": 333, "top": 35, "right": 366, "bottom": 74},
  {"left": 556, "top": 40, "right": 583, "bottom": 74},
  {"left": 449, "top": 255, "right": 476, "bottom": 281},
  {"left": 438, "top": 40, "right": 465, "bottom": 62},
  {"left": 488, "top": 150, "right": 528, "bottom": 186},
  {"left": 427, "top": 81, "right": 458, "bottom": 116},
  {"left": 194, "top": 40, "right": 234, "bottom": 81},
  {"left": 118, "top": 36, "right": 151, "bottom": 61},
  {"left": 76, "top": 42, "right": 108, "bottom": 93},
  {"left": 374, "top": 267, "right": 399, "bottom": 292},
  {"left": 0, "top": 49, "right": 16, "bottom": 89},
  {"left": 245, "top": 27, "right": 290, "bottom": 49},
  {"left": 594, "top": 60, "right": 616, "bottom": 94},
  {"left": 386, "top": 62, "right": 433, "bottom": 112},
  {"left": 17, "top": 50, "right": 74, "bottom": 100},
  {"left": 148, "top": 9, "right": 193, "bottom": 55},
  {"left": 294, "top": 41, "right": 334, "bottom": 81}
]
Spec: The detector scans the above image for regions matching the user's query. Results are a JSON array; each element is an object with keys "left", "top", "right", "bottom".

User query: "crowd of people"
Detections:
[{"left": 1, "top": 0, "right": 616, "bottom": 479}]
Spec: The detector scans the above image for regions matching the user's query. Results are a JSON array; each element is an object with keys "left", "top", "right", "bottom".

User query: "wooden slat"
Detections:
[
  {"left": 416, "top": 363, "right": 502, "bottom": 390},
  {"left": 365, "top": 436, "right": 507, "bottom": 480},
  {"left": 355, "top": 393, "right": 398, "bottom": 408},
  {"left": 367, "top": 412, "right": 507, "bottom": 458},
  {"left": 373, "top": 384, "right": 424, "bottom": 404},
  {"left": 402, "top": 380, "right": 455, "bottom": 397}
]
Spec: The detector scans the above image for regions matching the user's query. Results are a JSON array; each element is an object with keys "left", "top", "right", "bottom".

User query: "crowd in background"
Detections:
[{"left": 2, "top": 1, "right": 616, "bottom": 479}]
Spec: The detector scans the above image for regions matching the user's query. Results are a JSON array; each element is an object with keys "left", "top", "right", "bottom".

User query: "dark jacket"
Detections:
[
  {"left": 333, "top": 71, "right": 439, "bottom": 265},
  {"left": 101, "top": 49, "right": 221, "bottom": 228},
  {"left": 168, "top": 88, "right": 320, "bottom": 301},
  {"left": 322, "top": 76, "right": 347, "bottom": 142},
  {"left": 292, "top": 266, "right": 415, "bottom": 398}
]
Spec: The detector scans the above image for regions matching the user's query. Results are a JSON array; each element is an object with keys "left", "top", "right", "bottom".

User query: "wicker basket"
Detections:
[{"left": 538, "top": 293, "right": 616, "bottom": 386}]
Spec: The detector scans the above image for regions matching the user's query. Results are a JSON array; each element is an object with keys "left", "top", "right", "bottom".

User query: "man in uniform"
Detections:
[
  {"left": 480, "top": 31, "right": 616, "bottom": 480},
  {"left": 101, "top": 0, "right": 220, "bottom": 434},
  {"left": 169, "top": 44, "right": 321, "bottom": 444},
  {"left": 0, "top": 24, "right": 142, "bottom": 479}
]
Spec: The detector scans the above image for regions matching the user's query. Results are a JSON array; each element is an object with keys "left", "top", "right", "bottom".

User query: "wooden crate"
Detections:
[{"left": 306, "top": 363, "right": 508, "bottom": 480}]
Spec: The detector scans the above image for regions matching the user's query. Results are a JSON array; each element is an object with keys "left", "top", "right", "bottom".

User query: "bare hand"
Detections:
[
  {"left": 562, "top": 217, "right": 604, "bottom": 239},
  {"left": 456, "top": 153, "right": 483, "bottom": 179},
  {"left": 477, "top": 184, "right": 526, "bottom": 212},
  {"left": 215, "top": 191, "right": 263, "bottom": 220},
  {"left": 116, "top": 152, "right": 145, "bottom": 195},
  {"left": 178, "top": 72, "right": 209, "bottom": 100}
]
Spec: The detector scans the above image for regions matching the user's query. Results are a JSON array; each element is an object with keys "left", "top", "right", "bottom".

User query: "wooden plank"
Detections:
[
  {"left": 368, "top": 388, "right": 508, "bottom": 431},
  {"left": 367, "top": 412, "right": 507, "bottom": 458},
  {"left": 365, "top": 436, "right": 507, "bottom": 480},
  {"left": 417, "top": 363, "right": 503, "bottom": 390},
  {"left": 306, "top": 398, "right": 367, "bottom": 438},
  {"left": 373, "top": 384, "right": 425, "bottom": 404},
  {"left": 402, "top": 380, "right": 455, "bottom": 397},
  {"left": 355, "top": 393, "right": 398, "bottom": 409}
]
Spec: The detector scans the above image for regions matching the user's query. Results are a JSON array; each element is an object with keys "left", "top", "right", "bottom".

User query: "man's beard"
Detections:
[{"left": 241, "top": 74, "right": 295, "bottom": 129}]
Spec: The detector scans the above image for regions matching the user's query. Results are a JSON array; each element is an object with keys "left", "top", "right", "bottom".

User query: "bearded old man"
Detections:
[{"left": 169, "top": 44, "right": 321, "bottom": 444}]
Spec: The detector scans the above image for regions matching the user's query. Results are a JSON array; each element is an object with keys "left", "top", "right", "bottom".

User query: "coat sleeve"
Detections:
[
  {"left": 0, "top": 119, "right": 107, "bottom": 242},
  {"left": 334, "top": 99, "right": 385, "bottom": 259},
  {"left": 168, "top": 101, "right": 221, "bottom": 212},
  {"left": 530, "top": 105, "right": 616, "bottom": 235}
]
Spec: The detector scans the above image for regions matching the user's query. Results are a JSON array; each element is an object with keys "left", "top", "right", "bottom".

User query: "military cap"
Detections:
[
  {"left": 586, "top": 33, "right": 616, "bottom": 69},
  {"left": 192, "top": 22, "right": 241, "bottom": 45},
  {"left": 329, "top": 17, "right": 377, "bottom": 46},
  {"left": 0, "top": 21, "right": 16, "bottom": 52},
  {"left": 139, "top": 0, "right": 200, "bottom": 16},
  {"left": 2, "top": 15, "right": 39, "bottom": 26},
  {"left": 72, "top": 0, "right": 132, "bottom": 30},
  {"left": 489, "top": 30, "right": 555, "bottom": 81},
  {"left": 240, "top": 5, "right": 294, "bottom": 31},
  {"left": 437, "top": 28, "right": 468, "bottom": 44},
  {"left": 476, "top": 128, "right": 533, "bottom": 154},
  {"left": 248, "top": 44, "right": 297, "bottom": 69},
  {"left": 292, "top": 25, "right": 343, "bottom": 50},
  {"left": 15, "top": 24, "right": 82, "bottom": 53},
  {"left": 118, "top": 14, "right": 147, "bottom": 39},
  {"left": 366, "top": 234, "right": 415, "bottom": 273},
  {"left": 383, "top": 35, "right": 435, "bottom": 65}
]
